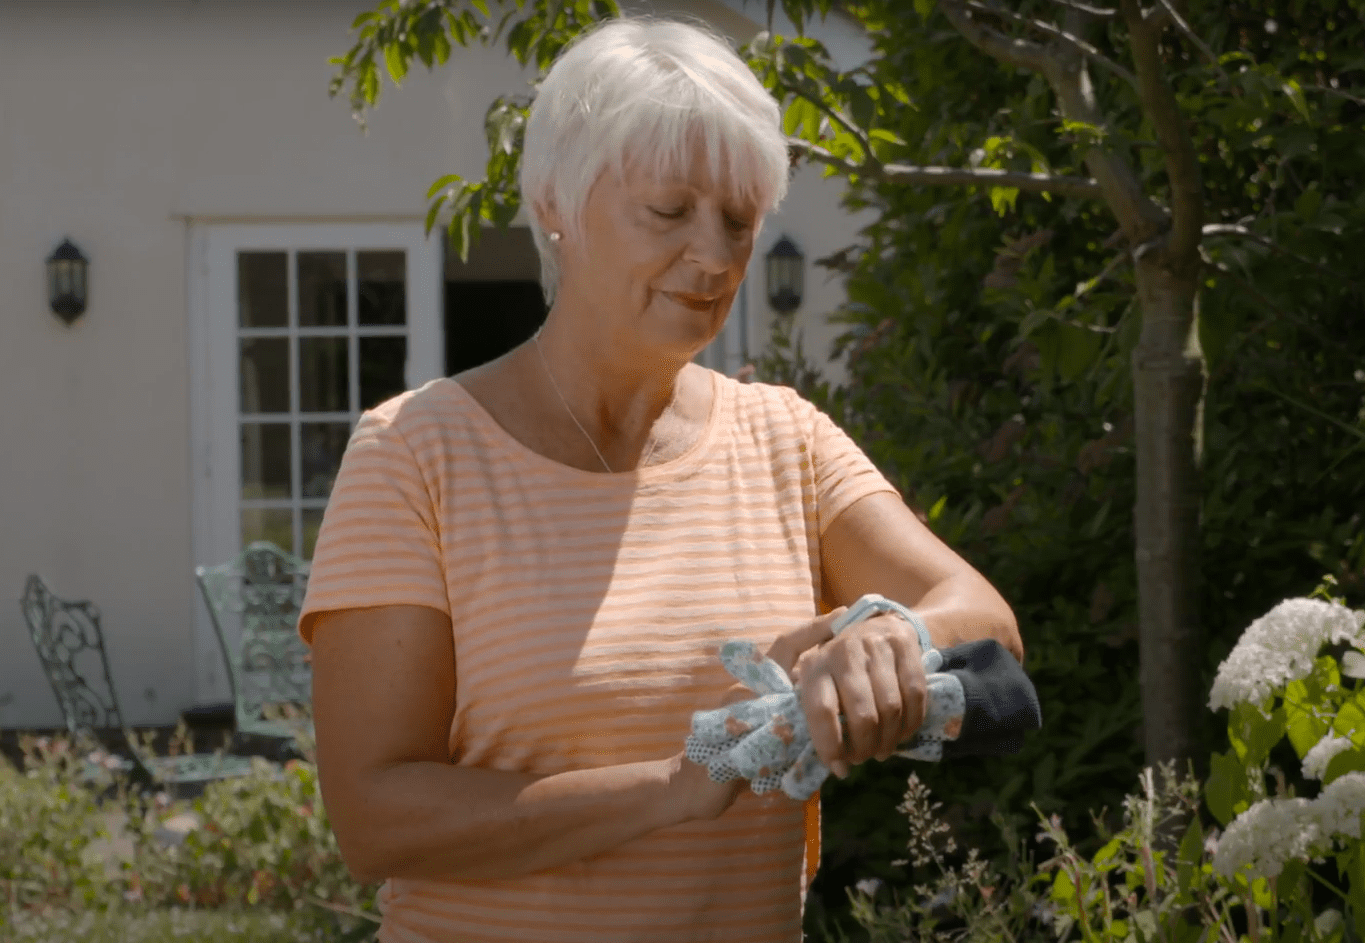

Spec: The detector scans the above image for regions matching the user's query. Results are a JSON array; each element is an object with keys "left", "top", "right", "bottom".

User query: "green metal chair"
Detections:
[
  {"left": 195, "top": 541, "right": 313, "bottom": 746},
  {"left": 19, "top": 574, "right": 255, "bottom": 791}
]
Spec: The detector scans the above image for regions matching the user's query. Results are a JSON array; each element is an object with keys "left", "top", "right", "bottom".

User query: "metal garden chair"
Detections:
[
  {"left": 194, "top": 541, "right": 313, "bottom": 747},
  {"left": 19, "top": 574, "right": 255, "bottom": 792}
]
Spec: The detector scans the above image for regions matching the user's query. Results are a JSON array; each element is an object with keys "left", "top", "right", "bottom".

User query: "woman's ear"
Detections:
[{"left": 535, "top": 199, "right": 565, "bottom": 239}]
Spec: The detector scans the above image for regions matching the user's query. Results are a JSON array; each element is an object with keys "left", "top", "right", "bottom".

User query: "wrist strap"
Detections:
[{"left": 831, "top": 593, "right": 934, "bottom": 656}]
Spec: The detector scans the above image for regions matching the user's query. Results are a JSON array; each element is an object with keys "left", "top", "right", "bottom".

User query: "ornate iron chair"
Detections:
[
  {"left": 19, "top": 574, "right": 255, "bottom": 790},
  {"left": 195, "top": 542, "right": 313, "bottom": 746}
]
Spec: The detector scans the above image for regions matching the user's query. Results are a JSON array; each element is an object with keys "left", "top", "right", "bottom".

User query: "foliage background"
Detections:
[{"left": 752, "top": 1, "right": 1365, "bottom": 933}]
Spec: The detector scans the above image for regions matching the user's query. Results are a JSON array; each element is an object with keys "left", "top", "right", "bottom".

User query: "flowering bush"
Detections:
[{"left": 845, "top": 582, "right": 1365, "bottom": 942}]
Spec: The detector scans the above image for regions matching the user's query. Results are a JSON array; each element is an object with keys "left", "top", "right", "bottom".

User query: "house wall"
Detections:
[{"left": 0, "top": 0, "right": 871, "bottom": 729}]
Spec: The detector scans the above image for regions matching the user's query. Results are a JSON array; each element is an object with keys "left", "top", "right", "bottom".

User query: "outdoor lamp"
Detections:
[
  {"left": 765, "top": 236, "right": 804, "bottom": 314},
  {"left": 46, "top": 238, "right": 89, "bottom": 325}
]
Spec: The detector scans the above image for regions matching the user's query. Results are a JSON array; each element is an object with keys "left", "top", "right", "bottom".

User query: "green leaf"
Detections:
[
  {"left": 1176, "top": 815, "right": 1204, "bottom": 891},
  {"left": 913, "top": 0, "right": 934, "bottom": 18},
  {"left": 1051, "top": 868, "right": 1076, "bottom": 903},
  {"left": 425, "top": 173, "right": 464, "bottom": 200},
  {"left": 1205, "top": 749, "right": 1253, "bottom": 826},
  {"left": 1282, "top": 79, "right": 1311, "bottom": 122},
  {"left": 1277, "top": 858, "right": 1307, "bottom": 902},
  {"left": 1295, "top": 184, "right": 1324, "bottom": 223},
  {"left": 1056, "top": 323, "right": 1101, "bottom": 383},
  {"left": 1352, "top": 852, "right": 1365, "bottom": 941},
  {"left": 384, "top": 43, "right": 408, "bottom": 85},
  {"left": 1228, "top": 702, "right": 1287, "bottom": 767},
  {"left": 1093, "top": 836, "right": 1123, "bottom": 872},
  {"left": 989, "top": 186, "right": 1020, "bottom": 217},
  {"left": 424, "top": 193, "right": 447, "bottom": 236},
  {"left": 1324, "top": 748, "right": 1365, "bottom": 785},
  {"left": 928, "top": 494, "right": 948, "bottom": 522}
]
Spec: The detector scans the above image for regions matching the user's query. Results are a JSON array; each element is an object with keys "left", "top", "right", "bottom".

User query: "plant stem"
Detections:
[{"left": 1245, "top": 893, "right": 1262, "bottom": 943}]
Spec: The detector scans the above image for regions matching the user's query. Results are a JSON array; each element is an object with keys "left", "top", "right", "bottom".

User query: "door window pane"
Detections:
[
  {"left": 238, "top": 252, "right": 288, "bottom": 328},
  {"left": 242, "top": 508, "right": 295, "bottom": 554},
  {"left": 299, "top": 337, "right": 349, "bottom": 412},
  {"left": 358, "top": 251, "right": 406, "bottom": 326},
  {"left": 360, "top": 336, "right": 407, "bottom": 410},
  {"left": 239, "top": 338, "right": 290, "bottom": 414},
  {"left": 298, "top": 252, "right": 348, "bottom": 327},
  {"left": 240, "top": 422, "right": 292, "bottom": 499},
  {"left": 301, "top": 422, "right": 351, "bottom": 498}
]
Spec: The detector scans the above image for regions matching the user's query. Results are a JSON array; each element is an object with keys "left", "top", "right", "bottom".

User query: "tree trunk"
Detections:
[{"left": 1130, "top": 257, "right": 1205, "bottom": 771}]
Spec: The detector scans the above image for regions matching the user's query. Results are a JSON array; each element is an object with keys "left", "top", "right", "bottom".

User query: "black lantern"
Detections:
[
  {"left": 46, "top": 238, "right": 89, "bottom": 325},
  {"left": 765, "top": 236, "right": 804, "bottom": 314}
]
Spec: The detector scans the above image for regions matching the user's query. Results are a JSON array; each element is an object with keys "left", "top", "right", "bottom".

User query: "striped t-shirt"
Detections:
[{"left": 300, "top": 370, "right": 899, "bottom": 943}]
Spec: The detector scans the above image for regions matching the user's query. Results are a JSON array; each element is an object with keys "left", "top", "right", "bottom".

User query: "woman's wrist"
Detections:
[
  {"left": 833, "top": 593, "right": 934, "bottom": 654},
  {"left": 662, "top": 750, "right": 742, "bottom": 826}
]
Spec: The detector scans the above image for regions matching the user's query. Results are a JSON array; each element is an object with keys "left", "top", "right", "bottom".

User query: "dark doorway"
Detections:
[{"left": 444, "top": 280, "right": 547, "bottom": 375}]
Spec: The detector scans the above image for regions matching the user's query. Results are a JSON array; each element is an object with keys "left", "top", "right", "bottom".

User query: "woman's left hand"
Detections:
[{"left": 790, "top": 612, "right": 928, "bottom": 778}]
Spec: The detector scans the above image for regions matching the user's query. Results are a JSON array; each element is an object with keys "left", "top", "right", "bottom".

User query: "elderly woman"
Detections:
[{"left": 301, "top": 15, "right": 1021, "bottom": 943}]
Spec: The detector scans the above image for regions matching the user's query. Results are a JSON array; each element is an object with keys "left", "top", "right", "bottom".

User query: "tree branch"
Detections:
[
  {"left": 1047, "top": 0, "right": 1119, "bottom": 18},
  {"left": 1074, "top": 248, "right": 1133, "bottom": 299},
  {"left": 938, "top": 0, "right": 1167, "bottom": 240},
  {"left": 1121, "top": 0, "right": 1203, "bottom": 269},
  {"left": 789, "top": 139, "right": 1105, "bottom": 199},
  {"left": 781, "top": 84, "right": 873, "bottom": 160},
  {"left": 1202, "top": 223, "right": 1360, "bottom": 288},
  {"left": 940, "top": 1, "right": 1053, "bottom": 73},
  {"left": 963, "top": 0, "right": 1138, "bottom": 87},
  {"left": 1153, "top": 0, "right": 1229, "bottom": 85},
  {"left": 1307, "top": 83, "right": 1365, "bottom": 107}
]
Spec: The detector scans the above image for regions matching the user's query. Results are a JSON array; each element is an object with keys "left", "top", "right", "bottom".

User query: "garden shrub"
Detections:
[
  {"left": 841, "top": 587, "right": 1365, "bottom": 942},
  {"left": 0, "top": 738, "right": 378, "bottom": 941}
]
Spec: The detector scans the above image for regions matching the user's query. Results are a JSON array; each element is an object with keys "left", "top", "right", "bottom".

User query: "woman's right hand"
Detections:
[{"left": 667, "top": 608, "right": 848, "bottom": 823}]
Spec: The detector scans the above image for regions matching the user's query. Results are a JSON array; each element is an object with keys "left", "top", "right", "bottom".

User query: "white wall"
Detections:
[
  {"left": 0, "top": 0, "right": 534, "bottom": 728},
  {"left": 0, "top": 0, "right": 871, "bottom": 728}
]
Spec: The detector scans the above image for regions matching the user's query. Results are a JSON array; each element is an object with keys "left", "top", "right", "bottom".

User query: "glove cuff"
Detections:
[{"left": 832, "top": 593, "right": 934, "bottom": 657}]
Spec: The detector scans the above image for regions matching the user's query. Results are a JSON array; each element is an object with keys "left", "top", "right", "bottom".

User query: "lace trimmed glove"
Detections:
[{"left": 684, "top": 594, "right": 969, "bottom": 801}]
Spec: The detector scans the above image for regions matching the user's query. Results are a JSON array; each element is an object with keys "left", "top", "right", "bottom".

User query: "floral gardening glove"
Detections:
[{"left": 684, "top": 594, "right": 967, "bottom": 801}]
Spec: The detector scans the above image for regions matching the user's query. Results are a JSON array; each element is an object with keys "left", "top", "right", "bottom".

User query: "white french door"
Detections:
[{"left": 189, "top": 222, "right": 442, "bottom": 702}]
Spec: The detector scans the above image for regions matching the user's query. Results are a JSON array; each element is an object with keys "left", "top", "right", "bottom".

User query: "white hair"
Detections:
[{"left": 520, "top": 16, "right": 791, "bottom": 303}]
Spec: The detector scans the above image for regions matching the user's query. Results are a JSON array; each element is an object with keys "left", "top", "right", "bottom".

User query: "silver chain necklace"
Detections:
[{"left": 532, "top": 331, "right": 669, "bottom": 473}]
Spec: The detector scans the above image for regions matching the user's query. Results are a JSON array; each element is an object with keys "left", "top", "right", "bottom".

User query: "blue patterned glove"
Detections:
[{"left": 684, "top": 594, "right": 967, "bottom": 801}]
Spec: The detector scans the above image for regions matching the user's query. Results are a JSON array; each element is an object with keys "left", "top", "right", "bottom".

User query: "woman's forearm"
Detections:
[
  {"left": 912, "top": 572, "right": 1023, "bottom": 661},
  {"left": 334, "top": 753, "right": 693, "bottom": 883}
]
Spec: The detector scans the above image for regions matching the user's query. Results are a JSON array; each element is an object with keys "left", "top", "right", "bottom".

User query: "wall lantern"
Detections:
[
  {"left": 765, "top": 235, "right": 804, "bottom": 314},
  {"left": 46, "top": 238, "right": 89, "bottom": 325}
]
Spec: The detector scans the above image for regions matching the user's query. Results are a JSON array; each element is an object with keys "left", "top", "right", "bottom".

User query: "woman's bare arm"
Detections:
[
  {"left": 820, "top": 492, "right": 1023, "bottom": 661},
  {"left": 310, "top": 604, "right": 728, "bottom": 884}
]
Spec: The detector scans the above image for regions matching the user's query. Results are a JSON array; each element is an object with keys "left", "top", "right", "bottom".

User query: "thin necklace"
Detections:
[{"left": 532, "top": 331, "right": 671, "bottom": 473}]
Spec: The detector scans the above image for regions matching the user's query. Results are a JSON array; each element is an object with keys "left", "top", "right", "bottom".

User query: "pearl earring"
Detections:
[{"left": 549, "top": 231, "right": 561, "bottom": 242}]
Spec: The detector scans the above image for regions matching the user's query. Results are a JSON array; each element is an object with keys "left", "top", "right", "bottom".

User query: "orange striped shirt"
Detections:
[{"left": 300, "top": 370, "right": 899, "bottom": 943}]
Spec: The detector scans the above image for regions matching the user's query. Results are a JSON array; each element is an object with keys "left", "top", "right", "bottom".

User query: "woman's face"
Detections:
[{"left": 553, "top": 146, "right": 761, "bottom": 359}]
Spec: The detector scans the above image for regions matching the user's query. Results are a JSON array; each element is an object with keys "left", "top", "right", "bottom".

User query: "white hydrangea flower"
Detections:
[
  {"left": 1212, "top": 796, "right": 1321, "bottom": 880},
  {"left": 1209, "top": 598, "right": 1365, "bottom": 711},
  {"left": 1313, "top": 772, "right": 1365, "bottom": 842},
  {"left": 1214, "top": 773, "right": 1365, "bottom": 881},
  {"left": 1302, "top": 733, "right": 1355, "bottom": 780}
]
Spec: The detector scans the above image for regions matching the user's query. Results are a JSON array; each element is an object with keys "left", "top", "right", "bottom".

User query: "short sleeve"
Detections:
[
  {"left": 298, "top": 411, "right": 449, "bottom": 644},
  {"left": 808, "top": 402, "right": 900, "bottom": 536}
]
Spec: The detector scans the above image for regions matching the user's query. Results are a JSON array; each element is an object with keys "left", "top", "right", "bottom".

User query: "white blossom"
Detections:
[
  {"left": 1313, "top": 772, "right": 1365, "bottom": 842},
  {"left": 1302, "top": 733, "right": 1355, "bottom": 780},
  {"left": 1212, "top": 796, "right": 1321, "bottom": 880},
  {"left": 1209, "top": 598, "right": 1365, "bottom": 711},
  {"left": 1214, "top": 773, "right": 1365, "bottom": 881}
]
